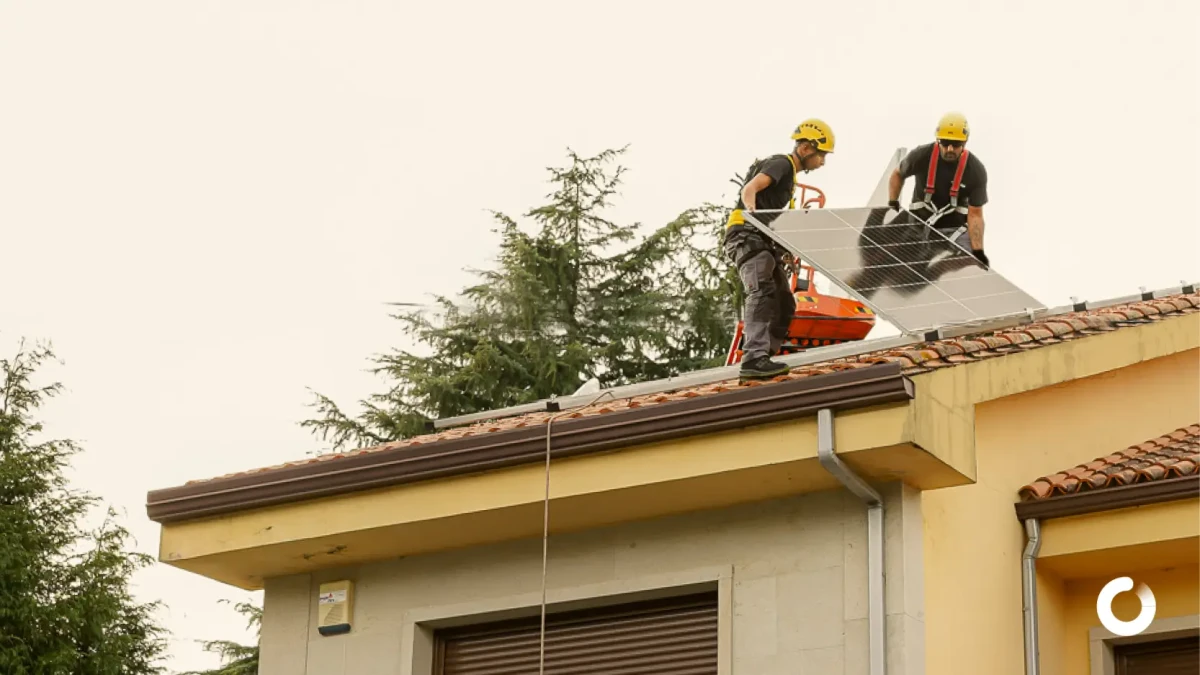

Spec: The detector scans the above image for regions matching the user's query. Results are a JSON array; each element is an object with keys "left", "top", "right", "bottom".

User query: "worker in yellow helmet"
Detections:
[
  {"left": 723, "top": 118, "right": 835, "bottom": 381},
  {"left": 887, "top": 112, "right": 990, "bottom": 267}
]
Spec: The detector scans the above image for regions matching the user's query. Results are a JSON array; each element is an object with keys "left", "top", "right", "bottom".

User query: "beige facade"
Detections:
[
  {"left": 923, "top": 346, "right": 1199, "bottom": 674},
  {"left": 145, "top": 290, "right": 1200, "bottom": 674},
  {"left": 259, "top": 484, "right": 925, "bottom": 675}
]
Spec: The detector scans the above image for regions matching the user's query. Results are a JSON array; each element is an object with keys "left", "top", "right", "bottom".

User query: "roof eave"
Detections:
[
  {"left": 1014, "top": 474, "right": 1200, "bottom": 521},
  {"left": 146, "top": 362, "right": 914, "bottom": 525}
]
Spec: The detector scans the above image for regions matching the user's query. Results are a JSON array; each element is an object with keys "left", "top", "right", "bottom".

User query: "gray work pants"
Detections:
[{"left": 725, "top": 235, "right": 795, "bottom": 362}]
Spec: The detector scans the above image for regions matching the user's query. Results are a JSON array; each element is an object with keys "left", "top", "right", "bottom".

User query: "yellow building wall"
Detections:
[
  {"left": 1035, "top": 567, "right": 1071, "bottom": 675},
  {"left": 1057, "top": 564, "right": 1200, "bottom": 675},
  {"left": 922, "top": 348, "right": 1200, "bottom": 675}
]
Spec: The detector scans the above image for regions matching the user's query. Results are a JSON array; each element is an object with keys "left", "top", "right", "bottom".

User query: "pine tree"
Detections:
[
  {"left": 0, "top": 340, "right": 169, "bottom": 674},
  {"left": 178, "top": 600, "right": 260, "bottom": 675},
  {"left": 301, "top": 147, "right": 741, "bottom": 452}
]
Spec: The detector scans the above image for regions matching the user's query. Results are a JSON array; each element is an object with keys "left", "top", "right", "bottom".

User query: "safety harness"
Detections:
[
  {"left": 785, "top": 153, "right": 799, "bottom": 209},
  {"left": 909, "top": 145, "right": 970, "bottom": 227},
  {"left": 724, "top": 153, "right": 799, "bottom": 229},
  {"left": 723, "top": 153, "right": 799, "bottom": 265}
]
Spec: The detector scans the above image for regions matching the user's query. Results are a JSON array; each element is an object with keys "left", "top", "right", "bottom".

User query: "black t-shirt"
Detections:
[
  {"left": 898, "top": 143, "right": 988, "bottom": 230},
  {"left": 729, "top": 154, "right": 797, "bottom": 233},
  {"left": 735, "top": 154, "right": 797, "bottom": 211}
]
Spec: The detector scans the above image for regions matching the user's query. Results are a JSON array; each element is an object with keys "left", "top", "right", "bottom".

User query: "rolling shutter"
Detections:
[
  {"left": 1115, "top": 636, "right": 1200, "bottom": 675},
  {"left": 434, "top": 592, "right": 718, "bottom": 675}
]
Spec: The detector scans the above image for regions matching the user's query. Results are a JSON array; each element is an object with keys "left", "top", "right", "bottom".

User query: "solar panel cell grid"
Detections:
[{"left": 744, "top": 207, "right": 1045, "bottom": 333}]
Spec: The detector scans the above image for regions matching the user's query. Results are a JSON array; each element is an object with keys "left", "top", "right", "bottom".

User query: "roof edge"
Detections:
[
  {"left": 431, "top": 282, "right": 1199, "bottom": 431},
  {"left": 146, "top": 362, "right": 914, "bottom": 525},
  {"left": 1014, "top": 474, "right": 1200, "bottom": 522}
]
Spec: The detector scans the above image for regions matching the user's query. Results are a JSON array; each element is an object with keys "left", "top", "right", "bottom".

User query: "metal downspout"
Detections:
[
  {"left": 816, "top": 408, "right": 885, "bottom": 675},
  {"left": 1022, "top": 518, "right": 1042, "bottom": 675}
]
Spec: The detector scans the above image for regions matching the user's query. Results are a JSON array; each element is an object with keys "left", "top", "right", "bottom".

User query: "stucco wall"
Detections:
[
  {"left": 1035, "top": 567, "right": 1071, "bottom": 675},
  {"left": 1060, "top": 564, "right": 1200, "bottom": 675},
  {"left": 258, "top": 482, "right": 925, "bottom": 675},
  {"left": 1030, "top": 563, "right": 1200, "bottom": 675},
  {"left": 922, "top": 348, "right": 1200, "bottom": 675}
]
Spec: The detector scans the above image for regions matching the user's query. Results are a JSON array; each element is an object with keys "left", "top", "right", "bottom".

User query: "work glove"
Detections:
[
  {"left": 972, "top": 248, "right": 990, "bottom": 268},
  {"left": 887, "top": 199, "right": 901, "bottom": 212}
]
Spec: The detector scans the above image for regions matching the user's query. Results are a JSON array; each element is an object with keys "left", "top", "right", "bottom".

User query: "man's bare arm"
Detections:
[
  {"left": 888, "top": 168, "right": 903, "bottom": 203},
  {"left": 967, "top": 205, "right": 985, "bottom": 250},
  {"left": 741, "top": 173, "right": 774, "bottom": 210}
]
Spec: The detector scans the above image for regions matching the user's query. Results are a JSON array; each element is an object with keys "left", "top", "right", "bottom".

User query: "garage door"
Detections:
[
  {"left": 1115, "top": 636, "right": 1200, "bottom": 675},
  {"left": 434, "top": 592, "right": 718, "bottom": 675}
]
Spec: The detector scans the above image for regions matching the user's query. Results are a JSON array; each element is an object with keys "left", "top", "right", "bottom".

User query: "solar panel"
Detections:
[
  {"left": 742, "top": 206, "right": 1045, "bottom": 334},
  {"left": 865, "top": 148, "right": 906, "bottom": 208}
]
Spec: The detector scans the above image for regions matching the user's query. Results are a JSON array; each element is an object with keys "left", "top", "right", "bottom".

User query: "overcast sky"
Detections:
[{"left": 1, "top": 0, "right": 1197, "bottom": 671}]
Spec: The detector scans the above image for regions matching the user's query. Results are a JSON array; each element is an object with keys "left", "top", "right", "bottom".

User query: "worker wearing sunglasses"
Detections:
[{"left": 886, "top": 112, "right": 990, "bottom": 268}]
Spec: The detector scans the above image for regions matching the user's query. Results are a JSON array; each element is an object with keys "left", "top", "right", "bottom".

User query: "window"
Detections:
[
  {"left": 1114, "top": 636, "right": 1200, "bottom": 675},
  {"left": 433, "top": 592, "right": 718, "bottom": 675}
]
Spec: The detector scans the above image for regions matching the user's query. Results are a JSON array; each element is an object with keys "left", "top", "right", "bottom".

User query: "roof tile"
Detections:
[
  {"left": 1018, "top": 423, "right": 1200, "bottom": 501},
  {"left": 1169, "top": 459, "right": 1197, "bottom": 477},
  {"left": 925, "top": 342, "right": 965, "bottom": 358},
  {"left": 1024, "top": 327, "right": 1057, "bottom": 340},
  {"left": 186, "top": 291, "right": 1200, "bottom": 486},
  {"left": 1041, "top": 320, "right": 1077, "bottom": 336},
  {"left": 999, "top": 331, "right": 1035, "bottom": 345},
  {"left": 974, "top": 335, "right": 1016, "bottom": 349},
  {"left": 1076, "top": 315, "right": 1119, "bottom": 331}
]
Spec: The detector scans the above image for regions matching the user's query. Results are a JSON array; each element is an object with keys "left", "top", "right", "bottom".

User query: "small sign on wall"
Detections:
[{"left": 318, "top": 580, "right": 354, "bottom": 636}]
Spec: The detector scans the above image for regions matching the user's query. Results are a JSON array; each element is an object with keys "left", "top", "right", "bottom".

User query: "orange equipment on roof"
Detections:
[{"left": 725, "top": 183, "right": 877, "bottom": 367}]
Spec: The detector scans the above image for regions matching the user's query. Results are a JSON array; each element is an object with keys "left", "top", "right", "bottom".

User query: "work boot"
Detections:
[{"left": 739, "top": 355, "right": 790, "bottom": 381}]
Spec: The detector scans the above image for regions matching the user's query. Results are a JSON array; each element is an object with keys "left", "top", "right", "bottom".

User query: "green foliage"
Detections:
[
  {"left": 301, "top": 147, "right": 741, "bottom": 451},
  {"left": 0, "top": 340, "right": 169, "bottom": 674},
  {"left": 177, "top": 600, "right": 260, "bottom": 675}
]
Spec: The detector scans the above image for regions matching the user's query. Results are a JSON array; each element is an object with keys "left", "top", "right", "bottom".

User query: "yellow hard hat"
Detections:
[
  {"left": 935, "top": 112, "right": 970, "bottom": 142},
  {"left": 791, "top": 118, "right": 835, "bottom": 152}
]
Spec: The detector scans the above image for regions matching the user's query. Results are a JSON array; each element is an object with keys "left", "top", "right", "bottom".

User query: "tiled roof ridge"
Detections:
[
  {"left": 1018, "top": 423, "right": 1200, "bottom": 501},
  {"left": 187, "top": 291, "right": 1200, "bottom": 486}
]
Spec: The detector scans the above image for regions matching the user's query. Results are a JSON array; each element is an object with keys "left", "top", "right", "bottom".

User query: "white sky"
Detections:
[{"left": 1, "top": 0, "right": 1197, "bottom": 671}]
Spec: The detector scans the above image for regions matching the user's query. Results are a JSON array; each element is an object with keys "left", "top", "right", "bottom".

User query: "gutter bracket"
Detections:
[{"left": 816, "top": 408, "right": 885, "bottom": 675}]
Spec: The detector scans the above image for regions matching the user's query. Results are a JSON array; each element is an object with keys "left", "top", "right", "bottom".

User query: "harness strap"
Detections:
[
  {"left": 913, "top": 145, "right": 970, "bottom": 213},
  {"left": 725, "top": 154, "right": 800, "bottom": 228},
  {"left": 948, "top": 148, "right": 970, "bottom": 205},
  {"left": 786, "top": 153, "right": 799, "bottom": 209},
  {"left": 733, "top": 234, "right": 775, "bottom": 266},
  {"left": 923, "top": 146, "right": 940, "bottom": 199}
]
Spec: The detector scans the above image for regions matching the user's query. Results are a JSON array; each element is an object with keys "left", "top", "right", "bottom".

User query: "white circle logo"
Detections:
[{"left": 1096, "top": 577, "right": 1156, "bottom": 637}]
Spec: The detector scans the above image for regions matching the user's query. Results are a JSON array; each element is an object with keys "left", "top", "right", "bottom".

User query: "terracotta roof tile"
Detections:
[
  {"left": 1018, "top": 424, "right": 1200, "bottom": 500},
  {"left": 925, "top": 342, "right": 965, "bottom": 358},
  {"left": 186, "top": 291, "right": 1200, "bottom": 486},
  {"left": 1040, "top": 320, "right": 1078, "bottom": 337},
  {"left": 972, "top": 335, "right": 1016, "bottom": 349}
]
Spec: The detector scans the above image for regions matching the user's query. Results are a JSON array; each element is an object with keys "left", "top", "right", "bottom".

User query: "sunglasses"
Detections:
[{"left": 939, "top": 139, "right": 965, "bottom": 148}]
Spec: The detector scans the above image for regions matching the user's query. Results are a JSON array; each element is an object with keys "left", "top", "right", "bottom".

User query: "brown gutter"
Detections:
[
  {"left": 1014, "top": 474, "right": 1200, "bottom": 521},
  {"left": 146, "top": 362, "right": 914, "bottom": 524}
]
